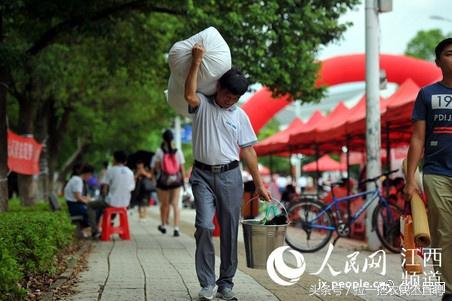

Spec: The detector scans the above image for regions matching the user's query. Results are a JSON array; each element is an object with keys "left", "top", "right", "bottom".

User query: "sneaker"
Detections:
[
  {"left": 198, "top": 286, "right": 215, "bottom": 300},
  {"left": 158, "top": 225, "right": 167, "bottom": 234},
  {"left": 216, "top": 287, "right": 236, "bottom": 300},
  {"left": 173, "top": 230, "right": 180, "bottom": 237}
]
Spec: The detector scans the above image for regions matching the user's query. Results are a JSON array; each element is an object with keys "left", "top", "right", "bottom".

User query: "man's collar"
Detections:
[{"left": 211, "top": 97, "right": 237, "bottom": 112}]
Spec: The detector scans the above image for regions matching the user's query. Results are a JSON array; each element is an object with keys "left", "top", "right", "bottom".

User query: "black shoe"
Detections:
[
  {"left": 442, "top": 294, "right": 452, "bottom": 301},
  {"left": 92, "top": 230, "right": 101, "bottom": 239},
  {"left": 158, "top": 225, "right": 167, "bottom": 234},
  {"left": 173, "top": 230, "right": 180, "bottom": 237}
]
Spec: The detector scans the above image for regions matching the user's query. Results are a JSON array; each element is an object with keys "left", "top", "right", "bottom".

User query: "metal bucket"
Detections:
[{"left": 242, "top": 219, "right": 287, "bottom": 269}]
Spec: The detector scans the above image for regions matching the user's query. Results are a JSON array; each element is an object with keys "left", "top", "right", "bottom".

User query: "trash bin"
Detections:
[{"left": 241, "top": 199, "right": 288, "bottom": 269}]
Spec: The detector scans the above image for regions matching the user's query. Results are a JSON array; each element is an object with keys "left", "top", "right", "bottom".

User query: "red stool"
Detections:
[
  {"left": 101, "top": 207, "right": 131, "bottom": 241},
  {"left": 213, "top": 213, "right": 220, "bottom": 237}
]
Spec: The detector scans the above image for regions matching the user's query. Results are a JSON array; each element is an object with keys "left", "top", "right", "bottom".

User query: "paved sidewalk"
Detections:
[
  {"left": 70, "top": 210, "right": 278, "bottom": 301},
  {"left": 177, "top": 208, "right": 442, "bottom": 301},
  {"left": 70, "top": 207, "right": 443, "bottom": 301}
]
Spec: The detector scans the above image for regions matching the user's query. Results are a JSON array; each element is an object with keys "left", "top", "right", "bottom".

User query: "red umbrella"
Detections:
[{"left": 302, "top": 155, "right": 346, "bottom": 172}]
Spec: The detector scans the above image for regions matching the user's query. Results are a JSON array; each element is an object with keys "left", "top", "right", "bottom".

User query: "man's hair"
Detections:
[
  {"left": 435, "top": 38, "right": 452, "bottom": 60},
  {"left": 219, "top": 67, "right": 249, "bottom": 96},
  {"left": 72, "top": 162, "right": 83, "bottom": 176},
  {"left": 81, "top": 164, "right": 95, "bottom": 174},
  {"left": 113, "top": 150, "right": 128, "bottom": 164}
]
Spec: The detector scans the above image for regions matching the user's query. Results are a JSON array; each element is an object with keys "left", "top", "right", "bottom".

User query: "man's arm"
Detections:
[
  {"left": 404, "top": 120, "right": 426, "bottom": 199},
  {"left": 241, "top": 146, "right": 271, "bottom": 201},
  {"left": 184, "top": 43, "right": 204, "bottom": 108},
  {"left": 74, "top": 192, "right": 90, "bottom": 203},
  {"left": 102, "top": 184, "right": 109, "bottom": 197}
]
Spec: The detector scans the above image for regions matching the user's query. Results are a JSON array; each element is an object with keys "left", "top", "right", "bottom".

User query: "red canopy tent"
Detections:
[
  {"left": 253, "top": 111, "right": 325, "bottom": 156},
  {"left": 289, "top": 79, "right": 421, "bottom": 153},
  {"left": 339, "top": 147, "right": 409, "bottom": 166},
  {"left": 241, "top": 88, "right": 290, "bottom": 134},
  {"left": 242, "top": 54, "right": 441, "bottom": 136},
  {"left": 383, "top": 78, "right": 420, "bottom": 128},
  {"left": 302, "top": 155, "right": 346, "bottom": 172},
  {"left": 253, "top": 118, "right": 304, "bottom": 156},
  {"left": 380, "top": 79, "right": 421, "bottom": 149},
  {"left": 289, "top": 101, "right": 351, "bottom": 152}
]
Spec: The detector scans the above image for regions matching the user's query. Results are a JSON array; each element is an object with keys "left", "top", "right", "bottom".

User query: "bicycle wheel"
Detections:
[
  {"left": 372, "top": 202, "right": 402, "bottom": 253},
  {"left": 285, "top": 200, "right": 334, "bottom": 252}
]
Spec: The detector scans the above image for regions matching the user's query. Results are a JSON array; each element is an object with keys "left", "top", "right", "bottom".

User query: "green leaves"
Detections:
[
  {"left": 3, "top": 0, "right": 358, "bottom": 171},
  {"left": 184, "top": 0, "right": 358, "bottom": 102},
  {"left": 405, "top": 29, "right": 451, "bottom": 61},
  {"left": 0, "top": 204, "right": 74, "bottom": 299}
]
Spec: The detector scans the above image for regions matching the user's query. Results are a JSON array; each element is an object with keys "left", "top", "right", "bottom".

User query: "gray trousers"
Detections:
[
  {"left": 190, "top": 166, "right": 244, "bottom": 289},
  {"left": 87, "top": 199, "right": 109, "bottom": 232}
]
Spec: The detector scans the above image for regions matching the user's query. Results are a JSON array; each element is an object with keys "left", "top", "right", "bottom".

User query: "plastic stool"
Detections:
[
  {"left": 213, "top": 213, "right": 220, "bottom": 237},
  {"left": 101, "top": 207, "right": 131, "bottom": 241}
]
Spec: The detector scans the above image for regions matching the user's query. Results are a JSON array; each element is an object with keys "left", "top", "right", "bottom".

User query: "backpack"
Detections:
[{"left": 157, "top": 147, "right": 183, "bottom": 189}]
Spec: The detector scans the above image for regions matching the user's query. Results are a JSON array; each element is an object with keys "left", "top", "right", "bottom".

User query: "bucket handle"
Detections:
[{"left": 242, "top": 196, "right": 290, "bottom": 223}]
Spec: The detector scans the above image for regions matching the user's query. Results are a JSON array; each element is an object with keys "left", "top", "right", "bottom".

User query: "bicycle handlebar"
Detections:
[
  {"left": 358, "top": 169, "right": 399, "bottom": 186},
  {"left": 320, "top": 169, "right": 399, "bottom": 191}
]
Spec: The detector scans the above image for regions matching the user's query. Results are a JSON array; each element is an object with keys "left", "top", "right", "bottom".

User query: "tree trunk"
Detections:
[
  {"left": 56, "top": 138, "right": 88, "bottom": 193},
  {"left": 34, "top": 99, "right": 49, "bottom": 201},
  {"left": 0, "top": 10, "right": 8, "bottom": 212},
  {"left": 47, "top": 101, "right": 72, "bottom": 195},
  {"left": 0, "top": 68, "right": 8, "bottom": 212},
  {"left": 17, "top": 96, "right": 38, "bottom": 206}
]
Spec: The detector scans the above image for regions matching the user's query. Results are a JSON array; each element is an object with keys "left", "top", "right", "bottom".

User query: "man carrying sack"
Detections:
[
  {"left": 404, "top": 38, "right": 452, "bottom": 301},
  {"left": 185, "top": 43, "right": 271, "bottom": 300}
]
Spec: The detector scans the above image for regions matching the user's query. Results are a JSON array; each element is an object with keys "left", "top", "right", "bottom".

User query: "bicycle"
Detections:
[{"left": 285, "top": 170, "right": 402, "bottom": 253}]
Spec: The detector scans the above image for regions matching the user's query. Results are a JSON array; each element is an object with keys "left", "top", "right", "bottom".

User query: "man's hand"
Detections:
[
  {"left": 256, "top": 184, "right": 272, "bottom": 202},
  {"left": 403, "top": 180, "right": 419, "bottom": 201},
  {"left": 192, "top": 43, "right": 205, "bottom": 64},
  {"left": 185, "top": 43, "right": 204, "bottom": 107}
]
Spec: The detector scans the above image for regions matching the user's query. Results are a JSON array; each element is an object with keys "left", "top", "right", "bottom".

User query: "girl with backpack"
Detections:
[{"left": 151, "top": 129, "right": 186, "bottom": 237}]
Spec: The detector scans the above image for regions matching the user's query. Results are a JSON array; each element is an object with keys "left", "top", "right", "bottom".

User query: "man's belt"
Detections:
[{"left": 194, "top": 160, "right": 239, "bottom": 173}]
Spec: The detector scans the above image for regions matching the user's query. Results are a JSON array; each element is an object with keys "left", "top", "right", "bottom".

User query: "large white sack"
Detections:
[
  {"left": 168, "top": 26, "right": 231, "bottom": 96},
  {"left": 166, "top": 75, "right": 189, "bottom": 117}
]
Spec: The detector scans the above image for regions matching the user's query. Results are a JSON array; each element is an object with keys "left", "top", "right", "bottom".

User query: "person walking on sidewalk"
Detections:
[
  {"left": 185, "top": 43, "right": 272, "bottom": 301},
  {"left": 151, "top": 129, "right": 186, "bottom": 237},
  {"left": 404, "top": 38, "right": 452, "bottom": 301},
  {"left": 133, "top": 160, "right": 154, "bottom": 221},
  {"left": 87, "top": 150, "right": 135, "bottom": 238}
]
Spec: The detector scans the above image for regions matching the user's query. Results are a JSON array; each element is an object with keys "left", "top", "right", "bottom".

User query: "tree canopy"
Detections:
[
  {"left": 405, "top": 29, "right": 451, "bottom": 61},
  {"left": 0, "top": 0, "right": 359, "bottom": 207}
]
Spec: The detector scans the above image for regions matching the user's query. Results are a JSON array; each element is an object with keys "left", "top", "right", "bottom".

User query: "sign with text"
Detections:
[{"left": 7, "top": 130, "right": 43, "bottom": 175}]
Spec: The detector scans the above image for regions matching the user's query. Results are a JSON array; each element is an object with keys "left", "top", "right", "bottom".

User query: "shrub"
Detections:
[{"left": 0, "top": 201, "right": 75, "bottom": 300}]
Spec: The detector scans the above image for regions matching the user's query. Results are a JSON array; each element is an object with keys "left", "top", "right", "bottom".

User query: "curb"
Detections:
[{"left": 42, "top": 240, "right": 92, "bottom": 301}]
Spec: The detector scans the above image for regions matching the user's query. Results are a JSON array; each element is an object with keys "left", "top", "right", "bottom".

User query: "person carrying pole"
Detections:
[{"left": 404, "top": 38, "right": 452, "bottom": 301}]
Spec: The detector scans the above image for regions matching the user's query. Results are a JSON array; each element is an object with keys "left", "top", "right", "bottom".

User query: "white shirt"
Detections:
[
  {"left": 151, "top": 147, "right": 185, "bottom": 169},
  {"left": 101, "top": 165, "right": 135, "bottom": 207},
  {"left": 190, "top": 93, "right": 257, "bottom": 165},
  {"left": 64, "top": 175, "right": 83, "bottom": 202}
]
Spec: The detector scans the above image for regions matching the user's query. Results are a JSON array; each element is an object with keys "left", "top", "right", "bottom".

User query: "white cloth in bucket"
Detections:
[{"left": 166, "top": 27, "right": 232, "bottom": 116}]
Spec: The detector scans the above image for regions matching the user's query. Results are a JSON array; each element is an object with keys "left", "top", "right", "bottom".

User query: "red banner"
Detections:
[{"left": 7, "top": 130, "right": 43, "bottom": 175}]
